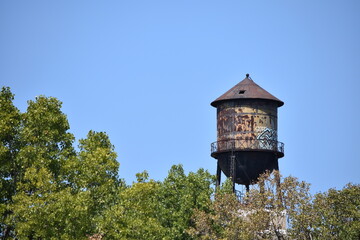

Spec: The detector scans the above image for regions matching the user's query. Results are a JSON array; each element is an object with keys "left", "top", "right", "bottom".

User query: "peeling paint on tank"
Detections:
[{"left": 217, "top": 100, "right": 279, "bottom": 150}]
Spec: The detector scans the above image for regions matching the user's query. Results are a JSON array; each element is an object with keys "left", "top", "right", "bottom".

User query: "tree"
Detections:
[
  {"left": 99, "top": 165, "right": 215, "bottom": 240},
  {"left": 10, "top": 130, "right": 121, "bottom": 239},
  {"left": 190, "top": 173, "right": 360, "bottom": 240},
  {"left": 0, "top": 87, "right": 21, "bottom": 238},
  {"left": 65, "top": 130, "right": 121, "bottom": 218},
  {"left": 0, "top": 88, "right": 122, "bottom": 239},
  {"left": 190, "top": 171, "right": 314, "bottom": 240},
  {"left": 7, "top": 95, "right": 77, "bottom": 239},
  {"left": 158, "top": 165, "right": 215, "bottom": 240},
  {"left": 188, "top": 189, "right": 250, "bottom": 240},
  {"left": 311, "top": 183, "right": 360, "bottom": 240},
  {"left": 99, "top": 172, "right": 165, "bottom": 240}
]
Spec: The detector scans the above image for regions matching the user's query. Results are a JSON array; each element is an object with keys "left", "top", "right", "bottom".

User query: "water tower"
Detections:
[{"left": 211, "top": 74, "right": 284, "bottom": 192}]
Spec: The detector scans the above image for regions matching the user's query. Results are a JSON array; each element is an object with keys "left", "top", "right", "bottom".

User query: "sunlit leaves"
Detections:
[
  {"left": 0, "top": 87, "right": 21, "bottom": 238},
  {"left": 312, "top": 183, "right": 360, "bottom": 239},
  {"left": 158, "top": 165, "right": 215, "bottom": 240},
  {"left": 100, "top": 180, "right": 165, "bottom": 240},
  {"left": 0, "top": 88, "right": 121, "bottom": 239},
  {"left": 98, "top": 165, "right": 214, "bottom": 240}
]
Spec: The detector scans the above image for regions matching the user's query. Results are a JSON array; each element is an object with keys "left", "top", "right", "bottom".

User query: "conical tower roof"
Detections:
[{"left": 211, "top": 74, "right": 284, "bottom": 107}]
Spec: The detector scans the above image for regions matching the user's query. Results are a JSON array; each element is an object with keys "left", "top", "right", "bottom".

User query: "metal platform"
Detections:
[{"left": 211, "top": 138, "right": 284, "bottom": 158}]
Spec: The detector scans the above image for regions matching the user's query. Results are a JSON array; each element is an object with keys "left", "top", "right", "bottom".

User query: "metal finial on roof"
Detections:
[{"left": 246, "top": 73, "right": 250, "bottom": 78}]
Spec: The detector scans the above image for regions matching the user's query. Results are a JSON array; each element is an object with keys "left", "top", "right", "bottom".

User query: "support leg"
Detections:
[
  {"left": 230, "top": 155, "right": 236, "bottom": 193},
  {"left": 216, "top": 161, "right": 221, "bottom": 189},
  {"left": 246, "top": 184, "right": 250, "bottom": 193},
  {"left": 274, "top": 161, "right": 282, "bottom": 204}
]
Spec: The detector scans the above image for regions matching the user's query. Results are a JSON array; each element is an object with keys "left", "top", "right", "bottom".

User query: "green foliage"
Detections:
[
  {"left": 1, "top": 86, "right": 359, "bottom": 239},
  {"left": 311, "top": 183, "right": 360, "bottom": 240},
  {"left": 99, "top": 165, "right": 215, "bottom": 240},
  {"left": 0, "top": 87, "right": 21, "bottom": 238},
  {"left": 0, "top": 88, "right": 121, "bottom": 239},
  {"left": 136, "top": 170, "right": 149, "bottom": 183},
  {"left": 158, "top": 165, "right": 215, "bottom": 239},
  {"left": 99, "top": 180, "right": 165, "bottom": 240},
  {"left": 217, "top": 178, "right": 235, "bottom": 195},
  {"left": 8, "top": 94, "right": 79, "bottom": 239}
]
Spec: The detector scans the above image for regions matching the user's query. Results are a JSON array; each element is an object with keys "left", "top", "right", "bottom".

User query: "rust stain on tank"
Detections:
[{"left": 216, "top": 99, "right": 279, "bottom": 146}]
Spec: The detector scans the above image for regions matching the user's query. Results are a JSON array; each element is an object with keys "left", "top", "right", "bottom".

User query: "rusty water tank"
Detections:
[{"left": 211, "top": 74, "right": 284, "bottom": 187}]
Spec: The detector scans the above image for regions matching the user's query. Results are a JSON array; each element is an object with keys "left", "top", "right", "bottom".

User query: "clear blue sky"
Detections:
[{"left": 1, "top": 0, "right": 359, "bottom": 193}]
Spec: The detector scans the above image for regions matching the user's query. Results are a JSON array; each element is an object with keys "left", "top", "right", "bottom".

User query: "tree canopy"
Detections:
[{"left": 1, "top": 87, "right": 359, "bottom": 239}]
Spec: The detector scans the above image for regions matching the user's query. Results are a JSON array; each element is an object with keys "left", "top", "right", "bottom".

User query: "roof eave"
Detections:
[{"left": 211, "top": 98, "right": 284, "bottom": 108}]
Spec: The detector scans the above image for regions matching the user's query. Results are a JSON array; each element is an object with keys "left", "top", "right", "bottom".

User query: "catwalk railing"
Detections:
[{"left": 211, "top": 138, "right": 284, "bottom": 156}]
